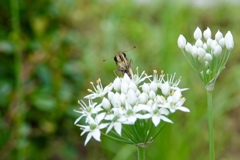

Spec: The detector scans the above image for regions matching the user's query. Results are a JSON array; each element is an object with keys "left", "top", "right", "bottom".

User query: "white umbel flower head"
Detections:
[
  {"left": 74, "top": 68, "right": 189, "bottom": 146},
  {"left": 178, "top": 27, "right": 234, "bottom": 90}
]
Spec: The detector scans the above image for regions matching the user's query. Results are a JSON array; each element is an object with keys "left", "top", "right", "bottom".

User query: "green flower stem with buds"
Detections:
[{"left": 178, "top": 26, "right": 234, "bottom": 160}]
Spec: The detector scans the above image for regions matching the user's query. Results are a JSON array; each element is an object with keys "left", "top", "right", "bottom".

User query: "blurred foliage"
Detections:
[{"left": 0, "top": 0, "right": 240, "bottom": 159}]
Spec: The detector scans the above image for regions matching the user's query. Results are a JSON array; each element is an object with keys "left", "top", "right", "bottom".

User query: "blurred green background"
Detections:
[{"left": 1, "top": 0, "right": 240, "bottom": 159}]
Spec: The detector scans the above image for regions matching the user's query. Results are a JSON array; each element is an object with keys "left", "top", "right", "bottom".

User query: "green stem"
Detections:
[
  {"left": 206, "top": 90, "right": 215, "bottom": 160},
  {"left": 137, "top": 147, "right": 145, "bottom": 160},
  {"left": 10, "top": 0, "right": 24, "bottom": 159}
]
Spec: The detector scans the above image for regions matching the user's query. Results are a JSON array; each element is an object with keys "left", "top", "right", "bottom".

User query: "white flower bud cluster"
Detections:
[
  {"left": 177, "top": 27, "right": 234, "bottom": 85},
  {"left": 178, "top": 27, "right": 234, "bottom": 62},
  {"left": 74, "top": 68, "right": 189, "bottom": 145}
]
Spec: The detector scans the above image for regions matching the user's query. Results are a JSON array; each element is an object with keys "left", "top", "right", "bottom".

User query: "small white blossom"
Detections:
[
  {"left": 77, "top": 113, "right": 108, "bottom": 145},
  {"left": 139, "top": 103, "right": 172, "bottom": 126},
  {"left": 84, "top": 79, "right": 113, "bottom": 99}
]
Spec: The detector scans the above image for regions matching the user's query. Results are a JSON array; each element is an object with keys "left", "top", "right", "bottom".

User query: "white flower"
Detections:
[
  {"left": 195, "top": 39, "right": 203, "bottom": 47},
  {"left": 191, "top": 45, "right": 198, "bottom": 57},
  {"left": 139, "top": 92, "right": 148, "bottom": 104},
  {"left": 123, "top": 102, "right": 144, "bottom": 124},
  {"left": 219, "top": 37, "right": 225, "bottom": 47},
  {"left": 194, "top": 27, "right": 202, "bottom": 40},
  {"left": 210, "top": 40, "right": 218, "bottom": 50},
  {"left": 77, "top": 113, "right": 108, "bottom": 145},
  {"left": 203, "top": 27, "right": 211, "bottom": 40},
  {"left": 203, "top": 43, "right": 208, "bottom": 50},
  {"left": 102, "top": 97, "right": 111, "bottom": 110},
  {"left": 84, "top": 79, "right": 113, "bottom": 99},
  {"left": 141, "top": 83, "right": 150, "bottom": 93},
  {"left": 197, "top": 47, "right": 206, "bottom": 58},
  {"left": 113, "top": 77, "right": 121, "bottom": 91},
  {"left": 213, "top": 45, "right": 222, "bottom": 56},
  {"left": 127, "top": 89, "right": 138, "bottom": 105},
  {"left": 74, "top": 100, "right": 102, "bottom": 124},
  {"left": 178, "top": 35, "right": 187, "bottom": 49},
  {"left": 139, "top": 103, "right": 172, "bottom": 126},
  {"left": 204, "top": 53, "right": 213, "bottom": 61},
  {"left": 225, "top": 31, "right": 234, "bottom": 50},
  {"left": 160, "top": 81, "right": 171, "bottom": 96},
  {"left": 164, "top": 90, "right": 190, "bottom": 113},
  {"left": 178, "top": 27, "right": 234, "bottom": 85},
  {"left": 105, "top": 109, "right": 125, "bottom": 135},
  {"left": 215, "top": 30, "right": 223, "bottom": 41},
  {"left": 75, "top": 68, "right": 189, "bottom": 145},
  {"left": 121, "top": 81, "right": 129, "bottom": 94},
  {"left": 185, "top": 42, "right": 192, "bottom": 53},
  {"left": 207, "top": 38, "right": 213, "bottom": 47}
]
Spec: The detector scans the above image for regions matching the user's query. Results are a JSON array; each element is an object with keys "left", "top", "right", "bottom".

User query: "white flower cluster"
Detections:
[
  {"left": 74, "top": 68, "right": 189, "bottom": 145},
  {"left": 177, "top": 27, "right": 234, "bottom": 87}
]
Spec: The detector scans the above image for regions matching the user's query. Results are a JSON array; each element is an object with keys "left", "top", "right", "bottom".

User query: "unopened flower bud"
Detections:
[
  {"left": 121, "top": 82, "right": 128, "bottom": 94},
  {"left": 194, "top": 27, "right": 202, "bottom": 40},
  {"left": 219, "top": 37, "right": 225, "bottom": 47},
  {"left": 225, "top": 31, "right": 234, "bottom": 50},
  {"left": 113, "top": 77, "right": 121, "bottom": 91},
  {"left": 195, "top": 39, "right": 203, "bottom": 47},
  {"left": 210, "top": 40, "right": 218, "bottom": 50},
  {"left": 207, "top": 38, "right": 213, "bottom": 47},
  {"left": 204, "top": 53, "right": 213, "bottom": 61},
  {"left": 215, "top": 30, "right": 223, "bottom": 41},
  {"left": 161, "top": 81, "right": 170, "bottom": 96},
  {"left": 203, "top": 27, "right": 211, "bottom": 40},
  {"left": 213, "top": 45, "right": 222, "bottom": 56},
  {"left": 177, "top": 35, "right": 187, "bottom": 49},
  {"left": 191, "top": 45, "right": 198, "bottom": 57},
  {"left": 102, "top": 98, "right": 111, "bottom": 110},
  {"left": 197, "top": 47, "right": 206, "bottom": 58},
  {"left": 139, "top": 92, "right": 148, "bottom": 104},
  {"left": 185, "top": 42, "right": 192, "bottom": 53},
  {"left": 203, "top": 43, "right": 208, "bottom": 50},
  {"left": 149, "top": 90, "right": 156, "bottom": 99},
  {"left": 142, "top": 83, "right": 150, "bottom": 93}
]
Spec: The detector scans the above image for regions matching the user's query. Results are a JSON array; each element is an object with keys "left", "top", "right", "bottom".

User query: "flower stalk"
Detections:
[
  {"left": 206, "top": 90, "right": 215, "bottom": 160},
  {"left": 137, "top": 147, "right": 146, "bottom": 160},
  {"left": 178, "top": 27, "right": 234, "bottom": 160}
]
